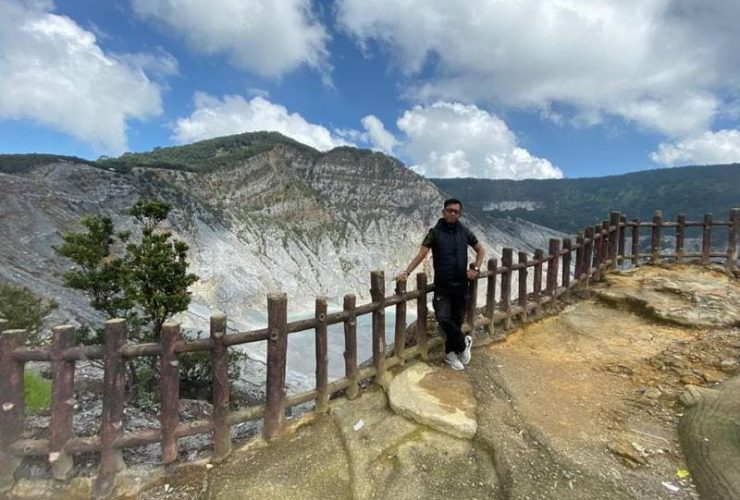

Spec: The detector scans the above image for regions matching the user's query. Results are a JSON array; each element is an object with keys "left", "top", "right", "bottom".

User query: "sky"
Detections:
[{"left": 1, "top": 0, "right": 740, "bottom": 179}]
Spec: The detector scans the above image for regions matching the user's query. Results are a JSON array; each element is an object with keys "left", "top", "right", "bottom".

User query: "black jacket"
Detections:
[{"left": 426, "top": 218, "right": 478, "bottom": 292}]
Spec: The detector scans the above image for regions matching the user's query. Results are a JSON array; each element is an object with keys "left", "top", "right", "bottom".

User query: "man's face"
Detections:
[{"left": 442, "top": 203, "right": 462, "bottom": 224}]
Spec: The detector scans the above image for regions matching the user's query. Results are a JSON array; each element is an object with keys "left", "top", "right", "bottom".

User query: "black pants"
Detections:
[{"left": 433, "top": 290, "right": 467, "bottom": 354}]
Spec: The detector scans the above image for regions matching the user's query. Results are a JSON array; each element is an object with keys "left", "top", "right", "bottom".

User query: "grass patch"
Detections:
[{"left": 24, "top": 370, "right": 51, "bottom": 414}]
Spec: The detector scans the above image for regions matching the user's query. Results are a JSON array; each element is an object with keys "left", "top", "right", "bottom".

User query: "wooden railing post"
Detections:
[
  {"left": 370, "top": 271, "right": 386, "bottom": 382},
  {"left": 575, "top": 233, "right": 584, "bottom": 280},
  {"left": 263, "top": 293, "right": 288, "bottom": 441},
  {"left": 562, "top": 238, "right": 572, "bottom": 292},
  {"left": 342, "top": 294, "right": 359, "bottom": 399},
  {"left": 315, "top": 297, "right": 329, "bottom": 414},
  {"left": 465, "top": 265, "right": 478, "bottom": 329},
  {"left": 676, "top": 214, "right": 686, "bottom": 263},
  {"left": 485, "top": 258, "right": 497, "bottom": 336},
  {"left": 618, "top": 215, "right": 627, "bottom": 261},
  {"left": 160, "top": 322, "right": 181, "bottom": 465},
  {"left": 518, "top": 252, "right": 528, "bottom": 324},
  {"left": 533, "top": 248, "right": 544, "bottom": 307},
  {"left": 701, "top": 213, "right": 712, "bottom": 264},
  {"left": 95, "top": 319, "right": 127, "bottom": 498},
  {"left": 651, "top": 210, "right": 662, "bottom": 263},
  {"left": 546, "top": 239, "right": 560, "bottom": 297},
  {"left": 394, "top": 279, "right": 407, "bottom": 363},
  {"left": 583, "top": 228, "right": 594, "bottom": 284},
  {"left": 728, "top": 208, "right": 739, "bottom": 270},
  {"left": 600, "top": 221, "right": 610, "bottom": 275},
  {"left": 609, "top": 211, "right": 621, "bottom": 268},
  {"left": 631, "top": 219, "right": 640, "bottom": 266},
  {"left": 50, "top": 325, "right": 76, "bottom": 480},
  {"left": 501, "top": 248, "right": 513, "bottom": 329},
  {"left": 416, "top": 274, "right": 429, "bottom": 361},
  {"left": 593, "top": 225, "right": 603, "bottom": 281},
  {"left": 210, "top": 312, "right": 231, "bottom": 462},
  {"left": 0, "top": 325, "right": 23, "bottom": 493}
]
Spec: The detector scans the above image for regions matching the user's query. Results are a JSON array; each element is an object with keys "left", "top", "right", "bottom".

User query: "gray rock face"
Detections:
[{"left": 595, "top": 265, "right": 740, "bottom": 327}]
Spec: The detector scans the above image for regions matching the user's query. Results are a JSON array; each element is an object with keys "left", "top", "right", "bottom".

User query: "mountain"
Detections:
[
  {"left": 431, "top": 163, "right": 740, "bottom": 234},
  {"left": 0, "top": 132, "right": 559, "bottom": 338}
]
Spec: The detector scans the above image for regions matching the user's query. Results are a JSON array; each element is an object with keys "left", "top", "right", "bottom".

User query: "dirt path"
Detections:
[{"left": 480, "top": 264, "right": 738, "bottom": 498}]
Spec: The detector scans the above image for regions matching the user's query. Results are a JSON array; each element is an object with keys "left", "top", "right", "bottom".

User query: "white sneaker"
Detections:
[
  {"left": 459, "top": 335, "right": 473, "bottom": 365},
  {"left": 445, "top": 351, "right": 464, "bottom": 371}
]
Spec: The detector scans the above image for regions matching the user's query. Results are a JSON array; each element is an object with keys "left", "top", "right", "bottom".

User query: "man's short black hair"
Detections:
[{"left": 444, "top": 198, "right": 463, "bottom": 210}]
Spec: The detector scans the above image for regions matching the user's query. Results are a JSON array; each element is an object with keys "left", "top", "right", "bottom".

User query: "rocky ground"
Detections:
[{"left": 7, "top": 264, "right": 739, "bottom": 499}]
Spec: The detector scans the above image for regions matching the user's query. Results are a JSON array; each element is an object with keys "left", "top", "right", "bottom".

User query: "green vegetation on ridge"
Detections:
[
  {"left": 0, "top": 153, "right": 94, "bottom": 174},
  {"left": 95, "top": 131, "right": 320, "bottom": 173},
  {"left": 432, "top": 164, "right": 740, "bottom": 233}
]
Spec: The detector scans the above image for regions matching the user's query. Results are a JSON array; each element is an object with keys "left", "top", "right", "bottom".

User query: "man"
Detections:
[{"left": 395, "top": 199, "right": 485, "bottom": 370}]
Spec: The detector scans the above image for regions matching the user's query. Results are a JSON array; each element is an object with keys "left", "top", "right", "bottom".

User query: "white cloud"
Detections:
[
  {"left": 172, "top": 93, "right": 351, "bottom": 151},
  {"left": 360, "top": 115, "right": 398, "bottom": 154},
  {"left": 131, "top": 0, "right": 330, "bottom": 79},
  {"left": 650, "top": 129, "right": 740, "bottom": 166},
  {"left": 113, "top": 48, "right": 180, "bottom": 79},
  {"left": 336, "top": 0, "right": 740, "bottom": 138},
  {"left": 0, "top": 0, "right": 163, "bottom": 154},
  {"left": 396, "top": 102, "right": 563, "bottom": 179}
]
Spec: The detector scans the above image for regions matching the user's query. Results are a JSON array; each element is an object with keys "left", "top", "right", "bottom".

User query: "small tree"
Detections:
[
  {"left": 54, "top": 201, "right": 199, "bottom": 402},
  {"left": 0, "top": 280, "right": 57, "bottom": 344}
]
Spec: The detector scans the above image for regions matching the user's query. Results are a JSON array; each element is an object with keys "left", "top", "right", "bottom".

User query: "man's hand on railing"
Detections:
[
  {"left": 395, "top": 270, "right": 409, "bottom": 282},
  {"left": 466, "top": 264, "right": 481, "bottom": 281}
]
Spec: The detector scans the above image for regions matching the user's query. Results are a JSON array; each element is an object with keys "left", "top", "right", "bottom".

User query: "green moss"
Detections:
[{"left": 24, "top": 371, "right": 51, "bottom": 414}]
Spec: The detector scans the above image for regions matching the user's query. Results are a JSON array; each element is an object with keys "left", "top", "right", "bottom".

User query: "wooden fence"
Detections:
[{"left": 0, "top": 208, "right": 738, "bottom": 496}]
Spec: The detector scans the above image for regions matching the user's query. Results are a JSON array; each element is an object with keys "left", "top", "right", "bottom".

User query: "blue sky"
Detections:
[{"left": 1, "top": 0, "right": 739, "bottom": 179}]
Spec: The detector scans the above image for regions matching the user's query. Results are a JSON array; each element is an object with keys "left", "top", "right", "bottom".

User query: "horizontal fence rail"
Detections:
[{"left": 0, "top": 208, "right": 737, "bottom": 496}]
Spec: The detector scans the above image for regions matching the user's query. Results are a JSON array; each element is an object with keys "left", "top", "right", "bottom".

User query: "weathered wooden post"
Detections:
[
  {"left": 160, "top": 322, "right": 181, "bottom": 465},
  {"left": 315, "top": 297, "right": 329, "bottom": 414},
  {"left": 601, "top": 221, "right": 610, "bottom": 274},
  {"left": 0, "top": 324, "right": 23, "bottom": 493},
  {"left": 575, "top": 233, "right": 584, "bottom": 281},
  {"left": 618, "top": 215, "right": 627, "bottom": 261},
  {"left": 609, "top": 211, "right": 621, "bottom": 268},
  {"left": 465, "top": 265, "right": 478, "bottom": 329},
  {"left": 701, "top": 213, "right": 712, "bottom": 264},
  {"left": 518, "top": 252, "right": 528, "bottom": 324},
  {"left": 394, "top": 279, "right": 407, "bottom": 363},
  {"left": 546, "top": 239, "right": 560, "bottom": 298},
  {"left": 95, "top": 319, "right": 127, "bottom": 498},
  {"left": 342, "top": 294, "right": 359, "bottom": 399},
  {"left": 416, "top": 274, "right": 429, "bottom": 361},
  {"left": 263, "top": 293, "right": 288, "bottom": 441},
  {"left": 651, "top": 210, "right": 662, "bottom": 264},
  {"left": 50, "top": 325, "right": 76, "bottom": 480},
  {"left": 501, "top": 248, "right": 513, "bottom": 329},
  {"left": 533, "top": 248, "right": 544, "bottom": 309},
  {"left": 370, "top": 271, "right": 386, "bottom": 381},
  {"left": 210, "top": 312, "right": 231, "bottom": 462},
  {"left": 485, "top": 258, "right": 497, "bottom": 336},
  {"left": 593, "top": 225, "right": 603, "bottom": 281},
  {"left": 583, "top": 228, "right": 594, "bottom": 285},
  {"left": 631, "top": 219, "right": 640, "bottom": 266},
  {"left": 676, "top": 214, "right": 686, "bottom": 263},
  {"left": 728, "top": 208, "right": 739, "bottom": 270},
  {"left": 562, "top": 238, "right": 572, "bottom": 293}
]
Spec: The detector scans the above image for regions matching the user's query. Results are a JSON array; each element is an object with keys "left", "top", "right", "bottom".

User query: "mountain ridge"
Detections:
[
  {"left": 1, "top": 134, "right": 561, "bottom": 338},
  {"left": 431, "top": 163, "right": 740, "bottom": 233}
]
